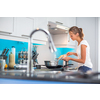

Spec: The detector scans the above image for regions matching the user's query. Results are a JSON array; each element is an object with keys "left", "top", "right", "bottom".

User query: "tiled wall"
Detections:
[
  {"left": 0, "top": 39, "right": 42, "bottom": 64},
  {"left": 55, "top": 48, "right": 76, "bottom": 65},
  {"left": 0, "top": 39, "right": 76, "bottom": 66}
]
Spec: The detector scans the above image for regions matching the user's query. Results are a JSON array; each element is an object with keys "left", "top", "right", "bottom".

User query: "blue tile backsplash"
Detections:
[
  {"left": 0, "top": 38, "right": 75, "bottom": 65},
  {"left": 55, "top": 48, "right": 75, "bottom": 65},
  {"left": 0, "top": 39, "right": 42, "bottom": 64}
]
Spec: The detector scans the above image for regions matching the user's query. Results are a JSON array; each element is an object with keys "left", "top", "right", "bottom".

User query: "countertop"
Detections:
[{"left": 0, "top": 66, "right": 100, "bottom": 84}]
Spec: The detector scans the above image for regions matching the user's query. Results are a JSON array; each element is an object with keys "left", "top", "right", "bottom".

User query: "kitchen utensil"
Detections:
[
  {"left": 0, "top": 59, "right": 5, "bottom": 71},
  {"left": 36, "top": 65, "right": 41, "bottom": 69},
  {"left": 44, "top": 61, "right": 63, "bottom": 69},
  {"left": 46, "top": 65, "right": 63, "bottom": 69},
  {"left": 4, "top": 49, "right": 9, "bottom": 55},
  {"left": 18, "top": 47, "right": 28, "bottom": 64},
  {"left": 1, "top": 48, "right": 7, "bottom": 55},
  {"left": 63, "top": 61, "right": 73, "bottom": 67}
]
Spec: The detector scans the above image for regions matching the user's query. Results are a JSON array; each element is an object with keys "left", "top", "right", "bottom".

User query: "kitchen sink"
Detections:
[{"left": 0, "top": 69, "right": 26, "bottom": 73}]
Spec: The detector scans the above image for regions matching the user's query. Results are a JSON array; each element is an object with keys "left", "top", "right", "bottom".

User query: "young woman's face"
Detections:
[{"left": 69, "top": 31, "right": 78, "bottom": 41}]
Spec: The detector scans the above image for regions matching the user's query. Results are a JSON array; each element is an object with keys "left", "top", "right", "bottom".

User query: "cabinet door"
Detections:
[
  {"left": 13, "top": 17, "right": 34, "bottom": 37},
  {"left": 32, "top": 17, "right": 48, "bottom": 41},
  {"left": 0, "top": 17, "right": 13, "bottom": 33}
]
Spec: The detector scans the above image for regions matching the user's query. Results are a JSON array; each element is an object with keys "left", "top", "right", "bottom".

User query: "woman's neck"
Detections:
[{"left": 76, "top": 37, "right": 83, "bottom": 45}]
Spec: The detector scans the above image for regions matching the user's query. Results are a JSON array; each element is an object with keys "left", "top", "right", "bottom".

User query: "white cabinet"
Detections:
[
  {"left": 0, "top": 17, "right": 46, "bottom": 44},
  {"left": 32, "top": 17, "right": 48, "bottom": 41},
  {"left": 0, "top": 17, "right": 77, "bottom": 46},
  {"left": 0, "top": 17, "right": 13, "bottom": 33},
  {"left": 13, "top": 17, "right": 34, "bottom": 37}
]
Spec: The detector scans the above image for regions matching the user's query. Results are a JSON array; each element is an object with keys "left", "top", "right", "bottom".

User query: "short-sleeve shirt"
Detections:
[{"left": 76, "top": 40, "right": 93, "bottom": 68}]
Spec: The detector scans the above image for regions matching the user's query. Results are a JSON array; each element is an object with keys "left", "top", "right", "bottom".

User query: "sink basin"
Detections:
[{"left": 0, "top": 69, "right": 26, "bottom": 73}]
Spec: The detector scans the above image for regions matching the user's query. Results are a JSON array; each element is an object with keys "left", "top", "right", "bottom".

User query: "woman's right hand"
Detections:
[{"left": 66, "top": 52, "right": 73, "bottom": 56}]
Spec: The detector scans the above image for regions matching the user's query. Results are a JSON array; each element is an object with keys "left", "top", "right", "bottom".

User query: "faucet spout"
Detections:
[{"left": 27, "top": 28, "right": 57, "bottom": 74}]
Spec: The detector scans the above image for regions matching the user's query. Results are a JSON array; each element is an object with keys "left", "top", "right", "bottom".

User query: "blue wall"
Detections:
[
  {"left": 55, "top": 48, "right": 75, "bottom": 65},
  {"left": 0, "top": 39, "right": 75, "bottom": 66},
  {"left": 0, "top": 39, "right": 42, "bottom": 64}
]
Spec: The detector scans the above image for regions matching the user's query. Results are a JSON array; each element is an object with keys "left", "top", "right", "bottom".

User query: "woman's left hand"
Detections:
[{"left": 62, "top": 56, "right": 71, "bottom": 61}]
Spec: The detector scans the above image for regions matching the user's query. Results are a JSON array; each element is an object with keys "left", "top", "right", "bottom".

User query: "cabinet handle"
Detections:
[
  {"left": 22, "top": 35, "right": 30, "bottom": 37},
  {"left": 0, "top": 31, "right": 12, "bottom": 34}
]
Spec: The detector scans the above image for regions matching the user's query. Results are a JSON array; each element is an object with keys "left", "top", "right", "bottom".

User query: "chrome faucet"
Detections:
[{"left": 27, "top": 28, "right": 57, "bottom": 74}]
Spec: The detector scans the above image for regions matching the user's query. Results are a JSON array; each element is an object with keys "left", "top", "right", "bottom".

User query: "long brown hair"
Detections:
[{"left": 69, "top": 26, "right": 84, "bottom": 39}]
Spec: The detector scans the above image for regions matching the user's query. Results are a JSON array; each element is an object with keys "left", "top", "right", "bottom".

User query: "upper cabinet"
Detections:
[
  {"left": 32, "top": 17, "right": 48, "bottom": 41},
  {"left": 0, "top": 17, "right": 77, "bottom": 47},
  {"left": 0, "top": 17, "right": 13, "bottom": 34},
  {"left": 13, "top": 17, "right": 34, "bottom": 37}
]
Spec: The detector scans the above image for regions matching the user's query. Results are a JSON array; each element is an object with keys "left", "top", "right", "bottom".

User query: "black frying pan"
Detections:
[
  {"left": 46, "top": 65, "right": 63, "bottom": 69},
  {"left": 44, "top": 61, "right": 64, "bottom": 69}
]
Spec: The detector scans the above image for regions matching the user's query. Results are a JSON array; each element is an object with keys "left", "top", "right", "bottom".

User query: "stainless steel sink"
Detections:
[{"left": 0, "top": 70, "right": 26, "bottom": 73}]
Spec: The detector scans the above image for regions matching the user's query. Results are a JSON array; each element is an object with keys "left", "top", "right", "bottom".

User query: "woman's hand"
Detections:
[
  {"left": 62, "top": 56, "right": 72, "bottom": 61},
  {"left": 67, "top": 52, "right": 73, "bottom": 56}
]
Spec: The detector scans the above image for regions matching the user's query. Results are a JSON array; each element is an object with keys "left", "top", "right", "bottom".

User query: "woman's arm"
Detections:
[
  {"left": 67, "top": 52, "right": 78, "bottom": 56},
  {"left": 63, "top": 44, "right": 87, "bottom": 64},
  {"left": 72, "top": 52, "right": 78, "bottom": 56}
]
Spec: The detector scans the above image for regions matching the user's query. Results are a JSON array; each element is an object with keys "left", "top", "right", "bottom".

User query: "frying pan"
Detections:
[{"left": 44, "top": 61, "right": 64, "bottom": 69}]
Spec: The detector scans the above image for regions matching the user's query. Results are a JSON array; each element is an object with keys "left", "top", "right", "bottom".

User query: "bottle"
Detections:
[
  {"left": 8, "top": 52, "right": 15, "bottom": 68},
  {"left": 11, "top": 46, "right": 15, "bottom": 63},
  {"left": 0, "top": 57, "right": 5, "bottom": 71}
]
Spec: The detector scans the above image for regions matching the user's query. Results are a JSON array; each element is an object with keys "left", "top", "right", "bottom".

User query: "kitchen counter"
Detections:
[{"left": 0, "top": 67, "right": 100, "bottom": 84}]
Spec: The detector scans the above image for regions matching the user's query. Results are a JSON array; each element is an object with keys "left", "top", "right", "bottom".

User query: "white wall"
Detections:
[
  {"left": 98, "top": 18, "right": 100, "bottom": 72},
  {"left": 37, "top": 42, "right": 55, "bottom": 65},
  {"left": 76, "top": 17, "right": 98, "bottom": 72}
]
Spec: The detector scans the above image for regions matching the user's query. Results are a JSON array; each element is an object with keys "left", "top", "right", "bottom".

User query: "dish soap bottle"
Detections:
[{"left": 8, "top": 52, "right": 15, "bottom": 68}]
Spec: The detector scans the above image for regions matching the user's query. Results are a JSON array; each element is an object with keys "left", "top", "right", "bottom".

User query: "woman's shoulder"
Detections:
[
  {"left": 81, "top": 39, "right": 87, "bottom": 43},
  {"left": 81, "top": 40, "right": 89, "bottom": 46}
]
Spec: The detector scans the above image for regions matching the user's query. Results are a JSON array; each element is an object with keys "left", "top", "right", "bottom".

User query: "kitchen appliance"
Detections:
[{"left": 48, "top": 21, "right": 69, "bottom": 35}]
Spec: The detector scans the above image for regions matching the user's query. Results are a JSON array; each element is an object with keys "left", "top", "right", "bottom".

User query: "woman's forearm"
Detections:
[
  {"left": 72, "top": 52, "right": 78, "bottom": 56},
  {"left": 70, "top": 58, "right": 85, "bottom": 64}
]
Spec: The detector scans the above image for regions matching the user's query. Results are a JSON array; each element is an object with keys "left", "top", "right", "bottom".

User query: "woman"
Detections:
[{"left": 62, "top": 26, "right": 93, "bottom": 73}]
